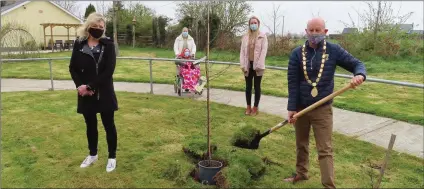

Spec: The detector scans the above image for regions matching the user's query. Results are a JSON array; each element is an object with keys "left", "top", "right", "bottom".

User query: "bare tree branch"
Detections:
[
  {"left": 356, "top": 1, "right": 413, "bottom": 33},
  {"left": 264, "top": 3, "right": 284, "bottom": 49},
  {"left": 53, "top": 0, "right": 79, "bottom": 16},
  {"left": 95, "top": 1, "right": 111, "bottom": 16}
]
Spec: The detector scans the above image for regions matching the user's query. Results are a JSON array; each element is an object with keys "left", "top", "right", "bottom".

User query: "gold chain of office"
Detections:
[{"left": 301, "top": 40, "right": 327, "bottom": 97}]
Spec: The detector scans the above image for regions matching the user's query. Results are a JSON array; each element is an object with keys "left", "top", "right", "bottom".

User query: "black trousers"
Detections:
[
  {"left": 245, "top": 61, "right": 263, "bottom": 107},
  {"left": 83, "top": 111, "right": 117, "bottom": 159}
]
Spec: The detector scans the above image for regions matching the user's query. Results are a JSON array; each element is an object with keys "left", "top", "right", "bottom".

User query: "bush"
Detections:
[
  {"left": 23, "top": 40, "right": 37, "bottom": 50},
  {"left": 337, "top": 29, "right": 423, "bottom": 61},
  {"left": 267, "top": 34, "right": 300, "bottom": 56},
  {"left": 214, "top": 32, "right": 241, "bottom": 52}
]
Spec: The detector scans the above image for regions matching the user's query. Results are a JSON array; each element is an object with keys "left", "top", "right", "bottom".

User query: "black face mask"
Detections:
[{"left": 88, "top": 28, "right": 104, "bottom": 39}]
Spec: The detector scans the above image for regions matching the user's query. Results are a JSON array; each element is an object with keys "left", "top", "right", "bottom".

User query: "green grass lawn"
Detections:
[
  {"left": 1, "top": 91, "right": 423, "bottom": 188},
  {"left": 2, "top": 46, "right": 423, "bottom": 125}
]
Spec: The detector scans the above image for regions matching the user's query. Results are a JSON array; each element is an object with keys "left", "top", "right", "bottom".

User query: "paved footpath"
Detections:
[{"left": 2, "top": 78, "right": 423, "bottom": 158}]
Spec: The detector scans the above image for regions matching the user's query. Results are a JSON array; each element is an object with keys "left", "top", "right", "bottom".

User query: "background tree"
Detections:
[
  {"left": 95, "top": 1, "right": 110, "bottom": 16},
  {"left": 112, "top": 1, "right": 119, "bottom": 56},
  {"left": 176, "top": 1, "right": 252, "bottom": 34},
  {"left": 53, "top": 1, "right": 79, "bottom": 16},
  {"left": 358, "top": 1, "right": 413, "bottom": 38},
  {"left": 152, "top": 17, "right": 158, "bottom": 46},
  {"left": 174, "top": 1, "right": 250, "bottom": 49},
  {"left": 84, "top": 4, "right": 96, "bottom": 19},
  {"left": 262, "top": 3, "right": 283, "bottom": 47},
  {"left": 157, "top": 16, "right": 170, "bottom": 47}
]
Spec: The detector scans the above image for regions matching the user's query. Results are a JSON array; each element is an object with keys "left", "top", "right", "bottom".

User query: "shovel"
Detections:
[{"left": 237, "top": 83, "right": 354, "bottom": 149}]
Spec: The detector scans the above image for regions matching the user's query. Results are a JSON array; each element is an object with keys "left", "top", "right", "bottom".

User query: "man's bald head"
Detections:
[
  {"left": 307, "top": 18, "right": 326, "bottom": 29},
  {"left": 305, "top": 17, "right": 328, "bottom": 35}
]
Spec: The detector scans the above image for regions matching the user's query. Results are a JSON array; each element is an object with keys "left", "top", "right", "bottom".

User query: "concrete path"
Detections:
[{"left": 2, "top": 78, "right": 423, "bottom": 158}]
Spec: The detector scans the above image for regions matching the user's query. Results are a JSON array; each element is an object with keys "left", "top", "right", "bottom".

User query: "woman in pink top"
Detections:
[{"left": 239, "top": 16, "right": 268, "bottom": 116}]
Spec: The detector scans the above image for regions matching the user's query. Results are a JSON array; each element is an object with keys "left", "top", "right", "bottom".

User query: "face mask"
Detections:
[
  {"left": 88, "top": 28, "right": 104, "bottom": 39},
  {"left": 184, "top": 51, "right": 190, "bottom": 57},
  {"left": 308, "top": 34, "right": 326, "bottom": 44},
  {"left": 250, "top": 24, "right": 258, "bottom": 31},
  {"left": 182, "top": 32, "right": 188, "bottom": 37}
]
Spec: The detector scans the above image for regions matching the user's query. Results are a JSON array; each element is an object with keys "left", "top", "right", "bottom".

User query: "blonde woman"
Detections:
[
  {"left": 240, "top": 16, "right": 268, "bottom": 116},
  {"left": 69, "top": 12, "right": 118, "bottom": 172},
  {"left": 174, "top": 27, "right": 196, "bottom": 58}
]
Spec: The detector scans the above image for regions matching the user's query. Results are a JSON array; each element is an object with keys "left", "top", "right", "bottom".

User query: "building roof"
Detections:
[
  {"left": 410, "top": 30, "right": 424, "bottom": 35},
  {"left": 399, "top": 24, "right": 414, "bottom": 32},
  {"left": 391, "top": 24, "right": 414, "bottom": 32},
  {"left": 342, "top": 28, "right": 358, "bottom": 34},
  {"left": 1, "top": 1, "right": 27, "bottom": 13},
  {"left": 1, "top": 1, "right": 83, "bottom": 23}
]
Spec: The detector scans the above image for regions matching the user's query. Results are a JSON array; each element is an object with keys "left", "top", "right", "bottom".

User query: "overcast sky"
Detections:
[{"left": 77, "top": 1, "right": 423, "bottom": 34}]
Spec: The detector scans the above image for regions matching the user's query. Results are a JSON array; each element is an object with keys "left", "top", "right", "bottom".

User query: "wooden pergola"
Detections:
[{"left": 40, "top": 23, "right": 82, "bottom": 50}]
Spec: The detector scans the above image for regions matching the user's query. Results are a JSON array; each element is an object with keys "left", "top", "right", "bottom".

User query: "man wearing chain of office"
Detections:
[{"left": 283, "top": 17, "right": 366, "bottom": 188}]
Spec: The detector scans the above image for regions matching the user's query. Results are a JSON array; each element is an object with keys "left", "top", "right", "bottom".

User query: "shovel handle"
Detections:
[
  {"left": 261, "top": 83, "right": 353, "bottom": 136},
  {"left": 269, "top": 120, "right": 289, "bottom": 133},
  {"left": 293, "top": 83, "right": 353, "bottom": 118}
]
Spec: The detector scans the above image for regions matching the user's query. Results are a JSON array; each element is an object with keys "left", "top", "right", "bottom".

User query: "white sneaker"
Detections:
[
  {"left": 80, "top": 155, "right": 98, "bottom": 168},
  {"left": 106, "top": 158, "right": 116, "bottom": 172}
]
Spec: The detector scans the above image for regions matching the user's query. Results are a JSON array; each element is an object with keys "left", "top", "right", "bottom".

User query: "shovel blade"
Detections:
[
  {"left": 233, "top": 120, "right": 289, "bottom": 150},
  {"left": 233, "top": 133, "right": 262, "bottom": 150}
]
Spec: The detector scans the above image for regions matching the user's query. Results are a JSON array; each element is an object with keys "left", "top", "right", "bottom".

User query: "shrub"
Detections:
[{"left": 336, "top": 29, "right": 423, "bottom": 61}]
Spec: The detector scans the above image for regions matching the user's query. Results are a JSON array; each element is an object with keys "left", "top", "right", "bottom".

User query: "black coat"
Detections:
[
  {"left": 69, "top": 37, "right": 118, "bottom": 114},
  {"left": 287, "top": 41, "right": 367, "bottom": 111}
]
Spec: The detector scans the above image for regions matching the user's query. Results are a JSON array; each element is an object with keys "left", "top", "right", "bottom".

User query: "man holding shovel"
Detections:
[{"left": 283, "top": 17, "right": 366, "bottom": 188}]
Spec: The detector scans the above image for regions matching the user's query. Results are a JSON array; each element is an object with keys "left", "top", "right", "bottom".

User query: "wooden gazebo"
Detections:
[{"left": 40, "top": 23, "right": 82, "bottom": 51}]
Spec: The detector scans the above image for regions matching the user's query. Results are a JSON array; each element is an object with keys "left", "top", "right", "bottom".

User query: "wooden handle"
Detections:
[
  {"left": 270, "top": 120, "right": 289, "bottom": 132},
  {"left": 293, "top": 84, "right": 353, "bottom": 118},
  {"left": 260, "top": 120, "right": 289, "bottom": 137}
]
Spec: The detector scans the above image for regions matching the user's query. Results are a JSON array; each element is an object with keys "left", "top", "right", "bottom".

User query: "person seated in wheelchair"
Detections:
[{"left": 176, "top": 48, "right": 201, "bottom": 93}]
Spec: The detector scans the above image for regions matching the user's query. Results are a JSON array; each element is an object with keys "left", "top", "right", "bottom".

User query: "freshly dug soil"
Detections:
[
  {"left": 213, "top": 170, "right": 229, "bottom": 189},
  {"left": 189, "top": 167, "right": 200, "bottom": 182}
]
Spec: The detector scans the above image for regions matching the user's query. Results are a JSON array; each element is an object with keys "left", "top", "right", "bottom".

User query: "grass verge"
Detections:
[{"left": 1, "top": 91, "right": 423, "bottom": 188}]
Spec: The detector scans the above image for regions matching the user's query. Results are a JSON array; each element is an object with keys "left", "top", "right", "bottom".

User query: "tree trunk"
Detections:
[
  {"left": 373, "top": 0, "right": 382, "bottom": 42},
  {"left": 113, "top": 1, "right": 119, "bottom": 56},
  {"left": 282, "top": 16, "right": 285, "bottom": 36},
  {"left": 273, "top": 17, "right": 276, "bottom": 45},
  {"left": 206, "top": 2, "right": 211, "bottom": 160}
]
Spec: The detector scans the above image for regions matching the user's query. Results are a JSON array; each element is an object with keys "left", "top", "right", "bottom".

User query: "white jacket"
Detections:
[{"left": 173, "top": 34, "right": 196, "bottom": 56}]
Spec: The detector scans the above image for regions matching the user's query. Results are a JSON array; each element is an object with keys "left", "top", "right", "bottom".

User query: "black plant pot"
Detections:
[{"left": 198, "top": 160, "right": 223, "bottom": 185}]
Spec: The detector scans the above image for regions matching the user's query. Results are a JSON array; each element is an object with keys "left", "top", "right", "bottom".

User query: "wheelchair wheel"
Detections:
[
  {"left": 177, "top": 78, "right": 183, "bottom": 96},
  {"left": 174, "top": 76, "right": 178, "bottom": 93}
]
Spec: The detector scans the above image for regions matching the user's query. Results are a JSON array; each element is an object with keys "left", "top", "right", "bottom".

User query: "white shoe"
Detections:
[
  {"left": 106, "top": 158, "right": 116, "bottom": 172},
  {"left": 80, "top": 155, "right": 98, "bottom": 168}
]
